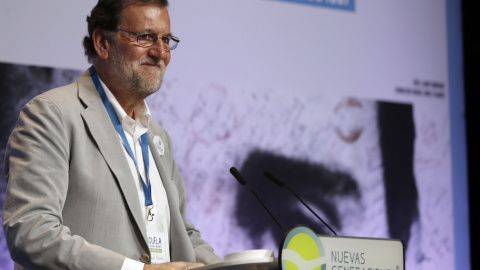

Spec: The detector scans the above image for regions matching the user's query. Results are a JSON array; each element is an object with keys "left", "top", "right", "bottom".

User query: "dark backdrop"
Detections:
[{"left": 462, "top": 1, "right": 479, "bottom": 269}]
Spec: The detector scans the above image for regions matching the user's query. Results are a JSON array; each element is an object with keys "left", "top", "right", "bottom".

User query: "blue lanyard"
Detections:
[{"left": 90, "top": 66, "right": 153, "bottom": 208}]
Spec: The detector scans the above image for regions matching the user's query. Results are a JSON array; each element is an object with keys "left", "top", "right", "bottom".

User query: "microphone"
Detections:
[
  {"left": 264, "top": 171, "right": 338, "bottom": 236},
  {"left": 229, "top": 167, "right": 285, "bottom": 235}
]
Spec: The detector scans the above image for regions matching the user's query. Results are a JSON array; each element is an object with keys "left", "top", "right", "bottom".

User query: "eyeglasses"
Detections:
[{"left": 115, "top": 28, "right": 180, "bottom": 50}]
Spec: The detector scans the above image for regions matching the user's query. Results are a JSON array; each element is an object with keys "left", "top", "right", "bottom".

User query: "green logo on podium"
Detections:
[{"left": 280, "top": 226, "right": 326, "bottom": 270}]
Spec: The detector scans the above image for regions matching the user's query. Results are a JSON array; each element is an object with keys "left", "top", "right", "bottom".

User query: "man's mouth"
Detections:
[{"left": 141, "top": 63, "right": 160, "bottom": 67}]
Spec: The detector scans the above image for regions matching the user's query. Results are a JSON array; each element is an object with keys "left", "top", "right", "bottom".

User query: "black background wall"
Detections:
[{"left": 462, "top": 1, "right": 478, "bottom": 269}]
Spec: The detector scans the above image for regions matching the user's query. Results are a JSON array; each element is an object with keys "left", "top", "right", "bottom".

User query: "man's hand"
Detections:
[{"left": 144, "top": 261, "right": 205, "bottom": 270}]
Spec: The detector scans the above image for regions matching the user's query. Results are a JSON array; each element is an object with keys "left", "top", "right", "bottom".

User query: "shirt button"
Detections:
[{"left": 140, "top": 254, "right": 150, "bottom": 263}]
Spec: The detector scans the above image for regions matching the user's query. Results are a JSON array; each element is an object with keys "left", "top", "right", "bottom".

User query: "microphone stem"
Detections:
[
  {"left": 286, "top": 186, "right": 338, "bottom": 236},
  {"left": 245, "top": 183, "right": 285, "bottom": 235}
]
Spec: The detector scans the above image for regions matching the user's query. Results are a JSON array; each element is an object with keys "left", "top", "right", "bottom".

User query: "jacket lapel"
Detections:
[{"left": 77, "top": 70, "right": 149, "bottom": 246}]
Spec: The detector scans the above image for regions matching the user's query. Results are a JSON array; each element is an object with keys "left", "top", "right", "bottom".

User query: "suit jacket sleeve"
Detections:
[{"left": 3, "top": 95, "right": 125, "bottom": 270}]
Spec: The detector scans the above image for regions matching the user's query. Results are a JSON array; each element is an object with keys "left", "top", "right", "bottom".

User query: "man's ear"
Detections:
[{"left": 92, "top": 29, "right": 110, "bottom": 59}]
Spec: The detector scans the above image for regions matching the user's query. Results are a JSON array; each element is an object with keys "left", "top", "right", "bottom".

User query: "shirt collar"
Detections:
[{"left": 99, "top": 78, "right": 152, "bottom": 139}]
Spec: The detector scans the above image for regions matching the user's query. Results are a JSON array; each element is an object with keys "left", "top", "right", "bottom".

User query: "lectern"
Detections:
[{"left": 197, "top": 226, "right": 404, "bottom": 270}]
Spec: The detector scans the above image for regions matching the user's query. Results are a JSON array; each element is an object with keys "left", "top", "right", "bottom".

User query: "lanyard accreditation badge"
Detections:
[
  {"left": 90, "top": 66, "right": 169, "bottom": 263},
  {"left": 90, "top": 65, "right": 155, "bottom": 221}
]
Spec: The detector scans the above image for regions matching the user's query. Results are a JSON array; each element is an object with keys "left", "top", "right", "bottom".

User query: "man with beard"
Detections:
[{"left": 2, "top": 0, "right": 222, "bottom": 269}]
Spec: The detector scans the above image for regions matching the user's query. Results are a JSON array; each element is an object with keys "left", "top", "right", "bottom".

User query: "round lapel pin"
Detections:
[{"left": 153, "top": 135, "right": 165, "bottom": 156}]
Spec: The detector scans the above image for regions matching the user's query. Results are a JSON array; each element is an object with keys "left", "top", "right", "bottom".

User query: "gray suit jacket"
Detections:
[{"left": 3, "top": 70, "right": 222, "bottom": 269}]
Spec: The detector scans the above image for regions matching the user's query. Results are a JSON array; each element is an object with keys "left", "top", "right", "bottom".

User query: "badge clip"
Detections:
[{"left": 146, "top": 205, "right": 155, "bottom": 221}]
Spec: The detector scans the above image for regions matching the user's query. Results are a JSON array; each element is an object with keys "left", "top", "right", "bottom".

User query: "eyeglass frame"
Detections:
[{"left": 115, "top": 28, "right": 180, "bottom": 50}]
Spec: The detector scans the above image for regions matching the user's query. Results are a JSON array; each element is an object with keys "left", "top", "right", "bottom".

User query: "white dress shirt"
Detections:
[{"left": 99, "top": 79, "right": 171, "bottom": 269}]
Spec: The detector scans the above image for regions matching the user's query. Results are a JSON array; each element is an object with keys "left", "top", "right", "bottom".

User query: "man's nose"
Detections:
[{"left": 148, "top": 41, "right": 170, "bottom": 62}]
